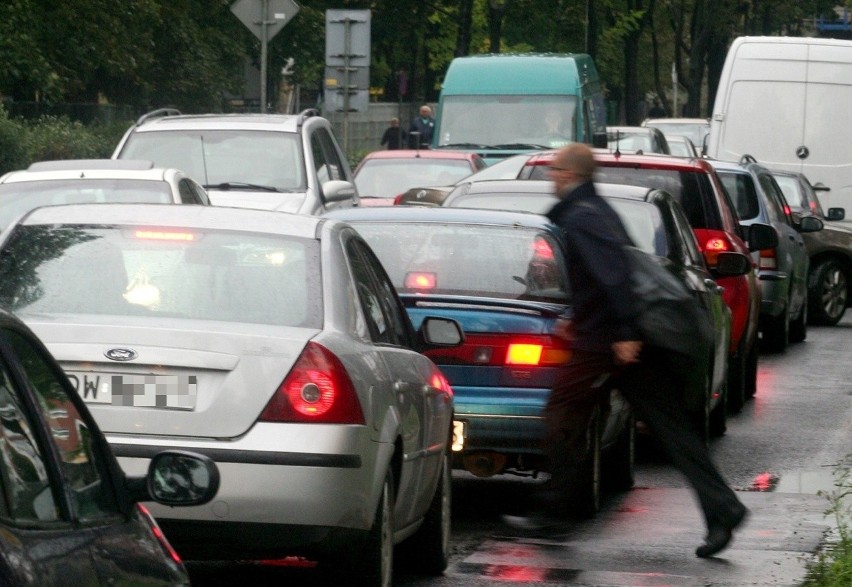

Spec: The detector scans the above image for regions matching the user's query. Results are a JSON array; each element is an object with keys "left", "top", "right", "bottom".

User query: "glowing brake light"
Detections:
[
  {"left": 532, "top": 237, "right": 555, "bottom": 260},
  {"left": 694, "top": 228, "right": 732, "bottom": 267},
  {"left": 405, "top": 271, "right": 437, "bottom": 289},
  {"left": 135, "top": 230, "right": 196, "bottom": 242},
  {"left": 506, "top": 343, "right": 543, "bottom": 365}
]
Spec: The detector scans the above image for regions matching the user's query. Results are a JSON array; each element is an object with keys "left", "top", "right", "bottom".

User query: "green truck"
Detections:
[{"left": 432, "top": 53, "right": 608, "bottom": 165}]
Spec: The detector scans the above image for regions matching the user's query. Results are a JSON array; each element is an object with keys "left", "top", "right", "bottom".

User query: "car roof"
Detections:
[
  {"left": 452, "top": 179, "right": 554, "bottom": 194},
  {"left": 0, "top": 159, "right": 176, "bottom": 183},
  {"left": 325, "top": 202, "right": 554, "bottom": 229},
  {"left": 526, "top": 149, "right": 710, "bottom": 171},
  {"left": 13, "top": 203, "right": 323, "bottom": 238},
  {"left": 359, "top": 150, "right": 481, "bottom": 162},
  {"left": 129, "top": 113, "right": 305, "bottom": 133}
]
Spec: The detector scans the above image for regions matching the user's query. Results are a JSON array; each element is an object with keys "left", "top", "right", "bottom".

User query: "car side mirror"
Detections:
[
  {"left": 592, "top": 131, "right": 608, "bottom": 149},
  {"left": 796, "top": 215, "right": 823, "bottom": 233},
  {"left": 746, "top": 222, "right": 778, "bottom": 251},
  {"left": 127, "top": 450, "right": 220, "bottom": 507},
  {"left": 323, "top": 180, "right": 358, "bottom": 205},
  {"left": 418, "top": 316, "right": 464, "bottom": 350},
  {"left": 827, "top": 207, "right": 845, "bottom": 221},
  {"left": 713, "top": 252, "right": 751, "bottom": 277}
]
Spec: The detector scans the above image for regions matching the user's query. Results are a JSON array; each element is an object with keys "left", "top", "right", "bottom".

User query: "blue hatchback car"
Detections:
[{"left": 325, "top": 206, "right": 635, "bottom": 514}]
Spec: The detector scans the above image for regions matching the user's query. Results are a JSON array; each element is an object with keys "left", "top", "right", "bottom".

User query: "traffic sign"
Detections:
[{"left": 231, "top": 0, "right": 300, "bottom": 42}]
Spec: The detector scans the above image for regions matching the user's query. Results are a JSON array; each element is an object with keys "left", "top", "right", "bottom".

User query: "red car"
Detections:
[
  {"left": 353, "top": 149, "right": 486, "bottom": 206},
  {"left": 521, "top": 150, "right": 776, "bottom": 411}
]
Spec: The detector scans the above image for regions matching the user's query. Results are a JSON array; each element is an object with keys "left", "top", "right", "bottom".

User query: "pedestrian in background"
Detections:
[
  {"left": 380, "top": 117, "right": 406, "bottom": 150},
  {"left": 504, "top": 142, "right": 748, "bottom": 559},
  {"left": 408, "top": 105, "right": 435, "bottom": 148}
]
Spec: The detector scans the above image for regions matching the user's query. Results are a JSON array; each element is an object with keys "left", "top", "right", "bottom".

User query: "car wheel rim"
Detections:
[{"left": 822, "top": 266, "right": 847, "bottom": 319}]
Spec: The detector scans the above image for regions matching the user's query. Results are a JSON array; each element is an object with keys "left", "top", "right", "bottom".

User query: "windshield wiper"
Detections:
[
  {"left": 436, "top": 142, "right": 494, "bottom": 149},
  {"left": 492, "top": 143, "right": 552, "bottom": 150},
  {"left": 203, "top": 182, "right": 284, "bottom": 192}
]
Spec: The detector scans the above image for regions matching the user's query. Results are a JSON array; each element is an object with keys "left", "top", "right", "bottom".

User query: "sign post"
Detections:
[
  {"left": 325, "top": 9, "right": 371, "bottom": 153},
  {"left": 231, "top": 0, "right": 301, "bottom": 113}
]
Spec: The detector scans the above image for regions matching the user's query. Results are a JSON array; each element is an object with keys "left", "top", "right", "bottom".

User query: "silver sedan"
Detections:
[{"left": 0, "top": 203, "right": 463, "bottom": 586}]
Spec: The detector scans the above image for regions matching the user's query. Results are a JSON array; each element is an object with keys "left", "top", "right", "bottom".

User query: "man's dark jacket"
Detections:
[
  {"left": 546, "top": 181, "right": 642, "bottom": 353},
  {"left": 408, "top": 116, "right": 435, "bottom": 148}
]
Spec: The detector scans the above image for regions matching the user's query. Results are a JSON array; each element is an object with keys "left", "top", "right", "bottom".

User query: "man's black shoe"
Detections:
[{"left": 695, "top": 505, "right": 749, "bottom": 558}]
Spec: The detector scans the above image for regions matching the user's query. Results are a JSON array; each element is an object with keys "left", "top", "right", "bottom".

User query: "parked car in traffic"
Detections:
[
  {"left": 0, "top": 159, "right": 209, "bottom": 232},
  {"left": 325, "top": 205, "right": 634, "bottom": 517},
  {"left": 0, "top": 203, "right": 464, "bottom": 586},
  {"left": 0, "top": 308, "right": 219, "bottom": 585},
  {"left": 607, "top": 126, "right": 671, "bottom": 154},
  {"left": 441, "top": 180, "right": 753, "bottom": 438},
  {"left": 707, "top": 156, "right": 823, "bottom": 352},
  {"left": 112, "top": 108, "right": 358, "bottom": 214},
  {"left": 642, "top": 117, "right": 711, "bottom": 156},
  {"left": 771, "top": 168, "right": 852, "bottom": 325},
  {"left": 354, "top": 149, "right": 485, "bottom": 206},
  {"left": 520, "top": 150, "right": 776, "bottom": 412}
]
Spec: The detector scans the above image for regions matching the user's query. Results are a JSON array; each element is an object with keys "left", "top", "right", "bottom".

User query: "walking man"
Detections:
[
  {"left": 505, "top": 143, "right": 748, "bottom": 559},
  {"left": 408, "top": 105, "right": 435, "bottom": 148}
]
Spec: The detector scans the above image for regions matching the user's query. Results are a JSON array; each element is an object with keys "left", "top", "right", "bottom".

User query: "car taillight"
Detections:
[
  {"left": 426, "top": 333, "right": 570, "bottom": 367},
  {"left": 532, "top": 236, "right": 555, "bottom": 261},
  {"left": 694, "top": 228, "right": 732, "bottom": 267},
  {"left": 430, "top": 367, "right": 454, "bottom": 396},
  {"left": 405, "top": 271, "right": 437, "bottom": 289},
  {"left": 259, "top": 342, "right": 365, "bottom": 424},
  {"left": 759, "top": 248, "right": 778, "bottom": 270},
  {"left": 137, "top": 503, "right": 183, "bottom": 565}
]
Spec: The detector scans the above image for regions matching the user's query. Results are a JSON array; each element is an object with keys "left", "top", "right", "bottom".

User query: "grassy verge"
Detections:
[{"left": 802, "top": 456, "right": 851, "bottom": 586}]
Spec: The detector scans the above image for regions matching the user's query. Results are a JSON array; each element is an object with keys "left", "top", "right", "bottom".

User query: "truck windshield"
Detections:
[{"left": 437, "top": 95, "right": 577, "bottom": 148}]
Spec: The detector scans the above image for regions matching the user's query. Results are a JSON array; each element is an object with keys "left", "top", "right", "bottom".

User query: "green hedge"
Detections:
[{"left": 0, "top": 107, "right": 132, "bottom": 176}]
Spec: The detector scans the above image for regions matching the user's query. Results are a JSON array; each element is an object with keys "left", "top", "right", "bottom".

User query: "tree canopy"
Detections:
[{"left": 0, "top": 0, "right": 847, "bottom": 119}]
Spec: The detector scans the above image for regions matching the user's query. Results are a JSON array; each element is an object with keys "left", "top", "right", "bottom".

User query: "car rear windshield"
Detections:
[
  {"left": 715, "top": 171, "right": 761, "bottom": 220},
  {"left": 119, "top": 130, "right": 306, "bottom": 192},
  {"left": 355, "top": 158, "right": 474, "bottom": 199},
  {"left": 0, "top": 180, "right": 173, "bottom": 231},
  {"left": 0, "top": 224, "right": 321, "bottom": 327},
  {"left": 352, "top": 222, "right": 570, "bottom": 303}
]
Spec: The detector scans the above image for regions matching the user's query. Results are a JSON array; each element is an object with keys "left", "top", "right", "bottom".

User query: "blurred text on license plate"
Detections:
[{"left": 67, "top": 372, "right": 197, "bottom": 410}]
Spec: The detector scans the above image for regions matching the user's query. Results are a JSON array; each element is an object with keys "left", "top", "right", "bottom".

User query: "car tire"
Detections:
[
  {"left": 808, "top": 259, "right": 848, "bottom": 326},
  {"left": 761, "top": 302, "right": 789, "bottom": 353},
  {"left": 709, "top": 380, "right": 728, "bottom": 437},
  {"left": 406, "top": 451, "right": 451, "bottom": 575},
  {"left": 349, "top": 468, "right": 395, "bottom": 587},
  {"left": 604, "top": 413, "right": 635, "bottom": 492},
  {"left": 744, "top": 337, "right": 759, "bottom": 400},
  {"left": 571, "top": 409, "right": 602, "bottom": 519},
  {"left": 789, "top": 297, "right": 807, "bottom": 343}
]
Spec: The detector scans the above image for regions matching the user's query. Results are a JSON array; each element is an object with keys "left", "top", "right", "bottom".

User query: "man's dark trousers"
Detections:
[{"left": 544, "top": 346, "right": 743, "bottom": 527}]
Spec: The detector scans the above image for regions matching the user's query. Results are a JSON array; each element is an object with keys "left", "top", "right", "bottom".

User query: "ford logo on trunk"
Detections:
[{"left": 105, "top": 348, "right": 138, "bottom": 361}]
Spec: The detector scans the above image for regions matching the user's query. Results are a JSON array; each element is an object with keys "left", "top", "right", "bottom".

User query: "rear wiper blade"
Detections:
[
  {"left": 203, "top": 182, "right": 283, "bottom": 192},
  {"left": 492, "top": 143, "right": 551, "bottom": 150}
]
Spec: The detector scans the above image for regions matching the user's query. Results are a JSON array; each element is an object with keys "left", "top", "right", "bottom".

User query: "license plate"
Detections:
[
  {"left": 452, "top": 420, "right": 466, "bottom": 452},
  {"left": 66, "top": 372, "right": 197, "bottom": 410}
]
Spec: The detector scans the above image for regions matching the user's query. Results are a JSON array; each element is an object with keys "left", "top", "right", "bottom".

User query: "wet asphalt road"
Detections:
[{"left": 188, "top": 316, "right": 852, "bottom": 586}]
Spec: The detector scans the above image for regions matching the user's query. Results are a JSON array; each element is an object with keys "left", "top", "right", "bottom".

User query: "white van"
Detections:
[{"left": 707, "top": 36, "right": 852, "bottom": 212}]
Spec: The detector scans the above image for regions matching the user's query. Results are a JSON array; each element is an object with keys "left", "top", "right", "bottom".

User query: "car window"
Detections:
[
  {"left": 759, "top": 174, "right": 792, "bottom": 226},
  {"left": 4, "top": 328, "right": 119, "bottom": 522},
  {"left": 670, "top": 200, "right": 706, "bottom": 267},
  {"left": 347, "top": 238, "right": 395, "bottom": 344},
  {"left": 350, "top": 222, "right": 571, "bottom": 303},
  {"left": 178, "top": 179, "right": 197, "bottom": 204},
  {"left": 0, "top": 351, "right": 59, "bottom": 523},
  {"left": 349, "top": 239, "right": 412, "bottom": 347},
  {"left": 0, "top": 225, "right": 322, "bottom": 328},
  {"left": 310, "top": 128, "right": 344, "bottom": 184},
  {"left": 717, "top": 171, "right": 760, "bottom": 221},
  {"left": 119, "top": 130, "right": 306, "bottom": 191},
  {"left": 0, "top": 180, "right": 173, "bottom": 231}
]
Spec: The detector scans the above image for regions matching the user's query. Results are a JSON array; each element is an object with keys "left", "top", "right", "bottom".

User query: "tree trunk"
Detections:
[
  {"left": 455, "top": 0, "right": 475, "bottom": 57},
  {"left": 488, "top": 1, "right": 508, "bottom": 53}
]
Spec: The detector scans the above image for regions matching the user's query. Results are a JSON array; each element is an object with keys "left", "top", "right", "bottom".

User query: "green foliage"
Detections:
[
  {"left": 0, "top": 107, "right": 131, "bottom": 175},
  {"left": 803, "top": 456, "right": 852, "bottom": 586}
]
